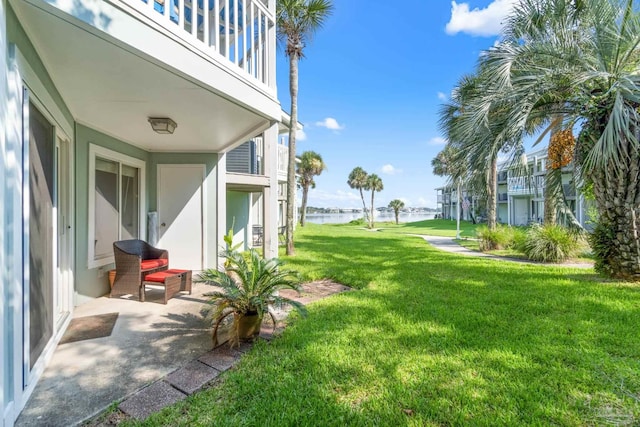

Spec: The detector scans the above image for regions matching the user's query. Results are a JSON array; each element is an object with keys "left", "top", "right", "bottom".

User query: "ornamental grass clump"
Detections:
[
  {"left": 197, "top": 249, "right": 306, "bottom": 348},
  {"left": 476, "top": 224, "right": 515, "bottom": 251},
  {"left": 523, "top": 224, "right": 580, "bottom": 263}
]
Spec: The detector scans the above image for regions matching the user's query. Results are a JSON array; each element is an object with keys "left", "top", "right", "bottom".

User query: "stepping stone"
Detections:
[
  {"left": 119, "top": 381, "right": 186, "bottom": 420},
  {"left": 165, "top": 360, "right": 221, "bottom": 395},
  {"left": 198, "top": 346, "right": 242, "bottom": 371}
]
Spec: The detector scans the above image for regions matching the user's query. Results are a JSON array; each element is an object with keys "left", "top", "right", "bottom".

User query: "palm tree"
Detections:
[
  {"left": 364, "top": 174, "right": 383, "bottom": 228},
  {"left": 388, "top": 199, "right": 405, "bottom": 225},
  {"left": 481, "top": 0, "right": 640, "bottom": 279},
  {"left": 297, "top": 151, "right": 326, "bottom": 227},
  {"left": 438, "top": 72, "right": 523, "bottom": 230},
  {"left": 347, "top": 166, "right": 370, "bottom": 223},
  {"left": 277, "top": 0, "right": 334, "bottom": 256}
]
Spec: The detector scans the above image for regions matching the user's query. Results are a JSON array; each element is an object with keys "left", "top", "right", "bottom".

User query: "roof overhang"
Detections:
[{"left": 12, "top": 0, "right": 280, "bottom": 152}]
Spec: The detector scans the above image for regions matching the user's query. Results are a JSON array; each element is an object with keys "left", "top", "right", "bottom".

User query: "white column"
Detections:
[
  {"left": 507, "top": 195, "right": 512, "bottom": 226},
  {"left": 262, "top": 122, "right": 278, "bottom": 259},
  {"left": 5, "top": 41, "right": 26, "bottom": 424},
  {"left": 0, "top": 0, "right": 7, "bottom": 419},
  {"left": 216, "top": 152, "right": 228, "bottom": 269}
]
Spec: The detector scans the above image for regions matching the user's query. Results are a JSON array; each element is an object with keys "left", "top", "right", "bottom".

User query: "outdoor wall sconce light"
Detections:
[{"left": 148, "top": 117, "right": 177, "bottom": 134}]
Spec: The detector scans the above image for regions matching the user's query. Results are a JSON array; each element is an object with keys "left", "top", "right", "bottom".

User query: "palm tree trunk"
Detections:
[
  {"left": 300, "top": 185, "right": 309, "bottom": 227},
  {"left": 370, "top": 191, "right": 375, "bottom": 229},
  {"left": 591, "top": 137, "right": 640, "bottom": 280},
  {"left": 286, "top": 54, "right": 298, "bottom": 255},
  {"left": 544, "top": 127, "right": 558, "bottom": 225},
  {"left": 544, "top": 168, "right": 558, "bottom": 225},
  {"left": 359, "top": 189, "right": 369, "bottom": 223},
  {"left": 487, "top": 156, "right": 498, "bottom": 230},
  {"left": 395, "top": 211, "right": 399, "bottom": 224}
]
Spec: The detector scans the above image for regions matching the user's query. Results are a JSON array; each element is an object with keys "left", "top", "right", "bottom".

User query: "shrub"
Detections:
[
  {"left": 512, "top": 227, "right": 528, "bottom": 252},
  {"left": 349, "top": 218, "right": 366, "bottom": 226},
  {"left": 476, "top": 224, "right": 515, "bottom": 251},
  {"left": 523, "top": 224, "right": 581, "bottom": 263}
]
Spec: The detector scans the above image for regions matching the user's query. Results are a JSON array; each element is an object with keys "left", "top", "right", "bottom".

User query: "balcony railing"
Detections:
[
  {"left": 277, "top": 144, "right": 288, "bottom": 179},
  {"left": 132, "top": 0, "right": 274, "bottom": 87},
  {"left": 507, "top": 176, "right": 545, "bottom": 195}
]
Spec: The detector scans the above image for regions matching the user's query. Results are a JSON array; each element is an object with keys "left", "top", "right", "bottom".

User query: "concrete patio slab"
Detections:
[
  {"left": 165, "top": 360, "right": 221, "bottom": 395},
  {"left": 118, "top": 381, "right": 186, "bottom": 420},
  {"left": 16, "top": 284, "right": 212, "bottom": 427},
  {"left": 16, "top": 279, "right": 351, "bottom": 426}
]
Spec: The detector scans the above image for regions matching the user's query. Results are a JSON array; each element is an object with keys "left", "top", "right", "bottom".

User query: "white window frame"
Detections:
[{"left": 88, "top": 144, "right": 146, "bottom": 269}]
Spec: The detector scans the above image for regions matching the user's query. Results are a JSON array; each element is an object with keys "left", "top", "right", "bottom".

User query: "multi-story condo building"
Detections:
[
  {"left": 436, "top": 147, "right": 591, "bottom": 227},
  {"left": 0, "top": 1, "right": 288, "bottom": 424}
]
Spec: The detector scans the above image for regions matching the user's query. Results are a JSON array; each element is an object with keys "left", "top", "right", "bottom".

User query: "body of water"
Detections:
[{"left": 305, "top": 212, "right": 435, "bottom": 225}]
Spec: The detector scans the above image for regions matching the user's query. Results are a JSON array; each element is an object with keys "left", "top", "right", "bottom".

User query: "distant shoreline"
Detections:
[{"left": 306, "top": 212, "right": 435, "bottom": 225}]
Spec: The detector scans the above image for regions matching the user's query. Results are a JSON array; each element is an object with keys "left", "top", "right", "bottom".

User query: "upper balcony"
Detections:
[
  {"left": 128, "top": 0, "right": 275, "bottom": 89},
  {"left": 508, "top": 176, "right": 545, "bottom": 196},
  {"left": 13, "top": 0, "right": 281, "bottom": 152}
]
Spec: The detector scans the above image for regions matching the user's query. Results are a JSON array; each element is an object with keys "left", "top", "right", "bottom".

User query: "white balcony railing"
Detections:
[
  {"left": 132, "top": 0, "right": 274, "bottom": 87},
  {"left": 277, "top": 144, "right": 288, "bottom": 179},
  {"left": 507, "top": 176, "right": 545, "bottom": 196}
]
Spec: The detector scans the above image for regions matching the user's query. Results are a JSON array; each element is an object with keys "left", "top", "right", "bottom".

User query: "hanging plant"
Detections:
[{"left": 547, "top": 129, "right": 575, "bottom": 169}]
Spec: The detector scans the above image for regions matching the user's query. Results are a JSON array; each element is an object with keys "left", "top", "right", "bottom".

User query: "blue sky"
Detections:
[{"left": 275, "top": 0, "right": 516, "bottom": 209}]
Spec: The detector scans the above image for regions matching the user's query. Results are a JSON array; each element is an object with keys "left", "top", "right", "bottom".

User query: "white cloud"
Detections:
[
  {"left": 297, "top": 129, "right": 307, "bottom": 141},
  {"left": 381, "top": 164, "right": 402, "bottom": 175},
  {"left": 315, "top": 117, "right": 345, "bottom": 131},
  {"left": 437, "top": 92, "right": 448, "bottom": 101},
  {"left": 429, "top": 137, "right": 447, "bottom": 146},
  {"left": 445, "top": 0, "right": 516, "bottom": 37}
]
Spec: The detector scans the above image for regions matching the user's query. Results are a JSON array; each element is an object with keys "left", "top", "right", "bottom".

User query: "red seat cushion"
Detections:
[
  {"left": 140, "top": 259, "right": 168, "bottom": 270},
  {"left": 144, "top": 271, "right": 175, "bottom": 283},
  {"left": 166, "top": 269, "right": 189, "bottom": 274}
]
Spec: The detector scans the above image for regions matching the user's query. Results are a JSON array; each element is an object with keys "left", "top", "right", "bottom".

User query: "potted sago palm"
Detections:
[{"left": 197, "top": 249, "right": 306, "bottom": 348}]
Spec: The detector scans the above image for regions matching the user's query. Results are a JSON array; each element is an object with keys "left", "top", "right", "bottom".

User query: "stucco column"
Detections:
[
  {"left": 216, "top": 152, "right": 227, "bottom": 269},
  {"left": 262, "top": 122, "right": 279, "bottom": 259}
]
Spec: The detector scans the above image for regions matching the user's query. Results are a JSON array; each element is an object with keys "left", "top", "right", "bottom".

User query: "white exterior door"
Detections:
[{"left": 157, "top": 165, "right": 205, "bottom": 271}]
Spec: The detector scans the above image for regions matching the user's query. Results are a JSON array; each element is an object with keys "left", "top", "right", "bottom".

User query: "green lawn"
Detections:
[
  {"left": 136, "top": 223, "right": 640, "bottom": 426},
  {"left": 348, "top": 218, "right": 480, "bottom": 238}
]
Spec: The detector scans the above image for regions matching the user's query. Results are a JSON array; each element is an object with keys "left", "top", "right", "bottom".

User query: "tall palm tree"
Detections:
[
  {"left": 297, "top": 151, "right": 326, "bottom": 227},
  {"left": 347, "top": 166, "right": 370, "bottom": 223},
  {"left": 438, "top": 72, "right": 524, "bottom": 230},
  {"left": 388, "top": 199, "right": 405, "bottom": 225},
  {"left": 277, "top": 0, "right": 334, "bottom": 255},
  {"left": 481, "top": 0, "right": 640, "bottom": 279},
  {"left": 364, "top": 174, "right": 383, "bottom": 228}
]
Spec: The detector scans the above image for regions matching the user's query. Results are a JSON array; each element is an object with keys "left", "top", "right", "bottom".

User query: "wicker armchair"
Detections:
[{"left": 111, "top": 239, "right": 169, "bottom": 300}]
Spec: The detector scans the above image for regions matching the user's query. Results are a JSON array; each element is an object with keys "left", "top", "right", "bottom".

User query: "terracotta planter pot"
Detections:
[{"left": 237, "top": 312, "right": 262, "bottom": 339}]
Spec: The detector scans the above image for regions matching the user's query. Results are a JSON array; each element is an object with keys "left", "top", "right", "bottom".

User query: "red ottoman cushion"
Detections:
[{"left": 144, "top": 271, "right": 174, "bottom": 283}]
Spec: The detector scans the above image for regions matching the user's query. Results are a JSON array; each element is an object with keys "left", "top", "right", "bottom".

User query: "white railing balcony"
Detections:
[
  {"left": 277, "top": 143, "right": 288, "bottom": 180},
  {"left": 507, "top": 176, "right": 545, "bottom": 196},
  {"left": 130, "top": 0, "right": 275, "bottom": 88}
]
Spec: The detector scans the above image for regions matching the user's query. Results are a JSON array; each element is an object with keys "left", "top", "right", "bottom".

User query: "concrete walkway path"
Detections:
[{"left": 415, "top": 234, "right": 594, "bottom": 269}]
